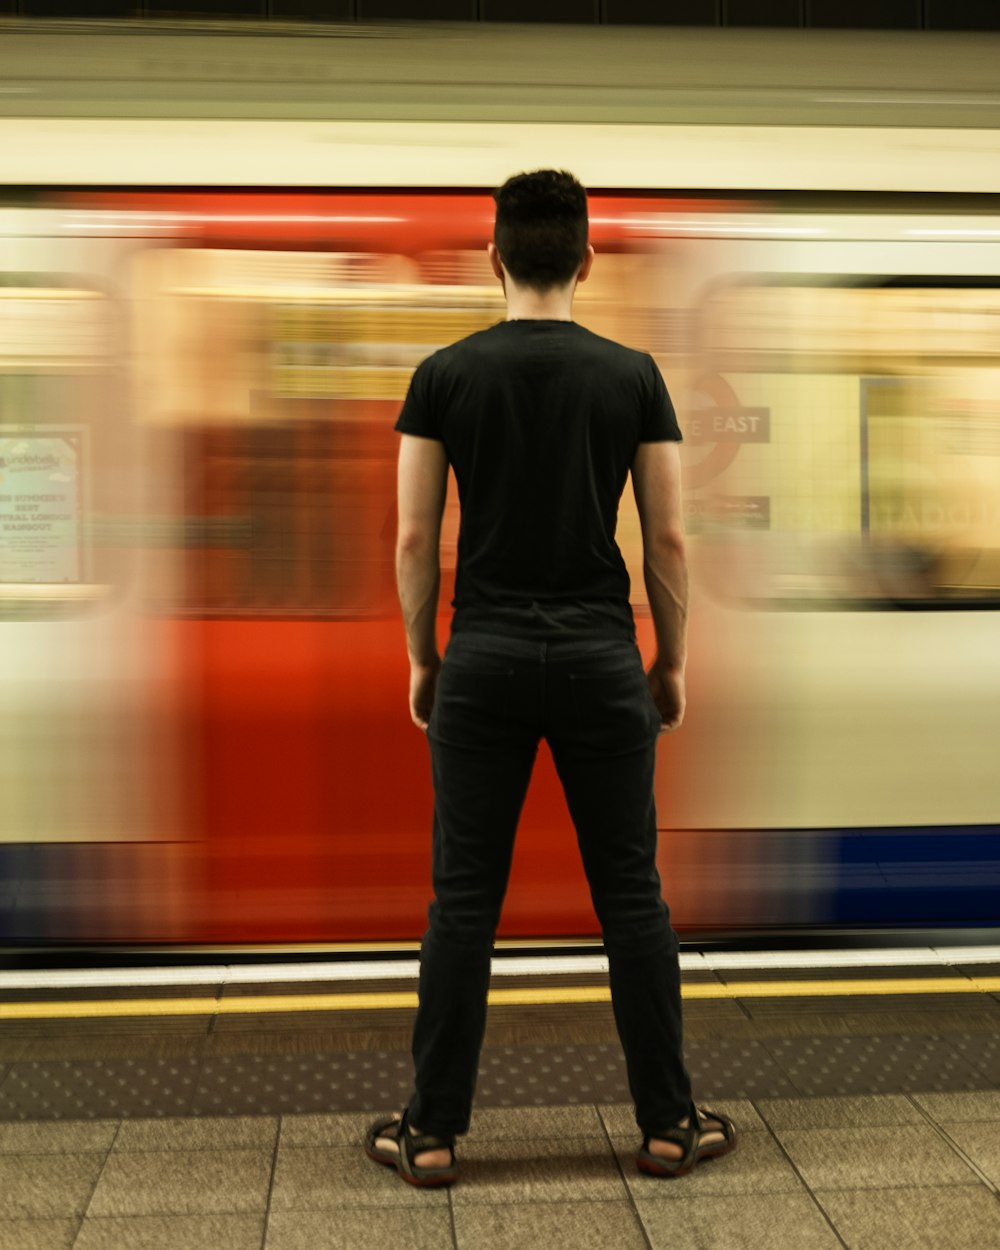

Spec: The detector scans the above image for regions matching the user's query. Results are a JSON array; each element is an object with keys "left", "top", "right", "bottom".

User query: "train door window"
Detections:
[
  {"left": 693, "top": 281, "right": 1000, "bottom": 607},
  {"left": 0, "top": 279, "right": 125, "bottom": 619}
]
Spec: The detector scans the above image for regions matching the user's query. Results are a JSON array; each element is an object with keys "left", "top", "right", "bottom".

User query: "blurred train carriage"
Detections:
[{"left": 1, "top": 24, "right": 998, "bottom": 943}]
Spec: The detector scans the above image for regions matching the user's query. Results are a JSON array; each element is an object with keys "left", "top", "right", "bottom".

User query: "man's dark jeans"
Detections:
[{"left": 408, "top": 631, "right": 693, "bottom": 1138}]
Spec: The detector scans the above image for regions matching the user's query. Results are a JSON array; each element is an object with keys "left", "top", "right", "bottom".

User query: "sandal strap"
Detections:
[
  {"left": 367, "top": 1114, "right": 405, "bottom": 1142},
  {"left": 643, "top": 1101, "right": 735, "bottom": 1166},
  {"left": 397, "top": 1108, "right": 455, "bottom": 1178},
  {"left": 694, "top": 1104, "right": 737, "bottom": 1146},
  {"left": 403, "top": 1129, "right": 455, "bottom": 1154},
  {"left": 642, "top": 1124, "right": 698, "bottom": 1166}
]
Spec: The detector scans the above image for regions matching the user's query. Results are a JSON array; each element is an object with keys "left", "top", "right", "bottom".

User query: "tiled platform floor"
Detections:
[
  {"left": 1, "top": 1093, "right": 999, "bottom": 1250},
  {"left": 1, "top": 954, "right": 998, "bottom": 1247}
]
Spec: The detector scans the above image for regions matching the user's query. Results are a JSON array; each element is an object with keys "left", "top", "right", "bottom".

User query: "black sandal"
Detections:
[
  {"left": 636, "top": 1103, "right": 737, "bottom": 1178},
  {"left": 364, "top": 1108, "right": 459, "bottom": 1187}
]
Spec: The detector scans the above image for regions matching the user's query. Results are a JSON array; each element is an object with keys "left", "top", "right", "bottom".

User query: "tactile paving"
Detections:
[
  {"left": 684, "top": 1038, "right": 800, "bottom": 1098},
  {"left": 765, "top": 1035, "right": 987, "bottom": 1096},
  {"left": 0, "top": 1058, "right": 200, "bottom": 1121},
  {"left": 4, "top": 1032, "right": 992, "bottom": 1121},
  {"left": 475, "top": 1044, "right": 629, "bottom": 1107},
  {"left": 190, "top": 1053, "right": 413, "bottom": 1117},
  {"left": 951, "top": 1034, "right": 1000, "bottom": 1084}
]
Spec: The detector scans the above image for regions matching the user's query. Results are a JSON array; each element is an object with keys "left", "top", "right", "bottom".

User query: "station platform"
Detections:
[{"left": 0, "top": 945, "right": 998, "bottom": 1249}]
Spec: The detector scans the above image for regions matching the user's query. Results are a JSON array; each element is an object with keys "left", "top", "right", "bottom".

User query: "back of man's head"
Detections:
[{"left": 493, "top": 170, "right": 589, "bottom": 293}]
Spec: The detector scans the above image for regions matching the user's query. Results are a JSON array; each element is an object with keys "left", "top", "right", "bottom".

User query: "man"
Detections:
[{"left": 365, "top": 170, "right": 736, "bottom": 1187}]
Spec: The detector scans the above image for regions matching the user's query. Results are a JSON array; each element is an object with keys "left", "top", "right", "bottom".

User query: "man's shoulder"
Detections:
[
  {"left": 572, "top": 325, "right": 653, "bottom": 370},
  {"left": 421, "top": 323, "right": 506, "bottom": 369}
]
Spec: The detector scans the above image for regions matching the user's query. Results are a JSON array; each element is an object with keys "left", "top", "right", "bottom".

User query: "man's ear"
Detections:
[
  {"left": 487, "top": 242, "right": 505, "bottom": 282},
  {"left": 576, "top": 244, "right": 596, "bottom": 285}
]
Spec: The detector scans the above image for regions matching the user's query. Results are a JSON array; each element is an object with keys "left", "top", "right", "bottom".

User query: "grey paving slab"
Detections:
[
  {"left": 0, "top": 1058, "right": 201, "bottom": 1120},
  {"left": 807, "top": 1009, "right": 999, "bottom": 1041},
  {"left": 74, "top": 1213, "right": 266, "bottom": 1250},
  {"left": 0, "top": 1014, "right": 214, "bottom": 1040},
  {"left": 266, "top": 1206, "right": 455, "bottom": 1250},
  {"left": 0, "top": 1218, "right": 78, "bottom": 1250},
  {"left": 0, "top": 1153, "right": 105, "bottom": 1219},
  {"left": 775, "top": 1124, "right": 982, "bottom": 1191},
  {"left": 270, "top": 1143, "right": 449, "bottom": 1210},
  {"left": 939, "top": 1121, "right": 1000, "bottom": 1188},
  {"left": 453, "top": 1198, "right": 649, "bottom": 1250},
  {"left": 598, "top": 1097, "right": 767, "bottom": 1138},
  {"left": 466, "top": 1104, "right": 604, "bottom": 1140},
  {"left": 291, "top": 1106, "right": 610, "bottom": 1151},
  {"left": 113, "top": 1114, "right": 278, "bottom": 1152},
  {"left": 816, "top": 1185, "right": 1000, "bottom": 1250},
  {"left": 911, "top": 1090, "right": 1000, "bottom": 1122},
  {"left": 279, "top": 1111, "right": 373, "bottom": 1148},
  {"left": 765, "top": 1035, "right": 985, "bottom": 1095},
  {"left": 449, "top": 1135, "right": 627, "bottom": 1205},
  {"left": 635, "top": 1192, "right": 844, "bottom": 1250},
  {"left": 86, "top": 1148, "right": 273, "bottom": 1217},
  {"left": 210, "top": 1006, "right": 415, "bottom": 1036},
  {"left": 744, "top": 993, "right": 987, "bottom": 1018},
  {"left": 0, "top": 1119, "right": 118, "bottom": 1153},
  {"left": 756, "top": 1093, "right": 922, "bottom": 1130},
  {"left": 615, "top": 1128, "right": 799, "bottom": 1199},
  {"left": 0, "top": 1035, "right": 212, "bottom": 1065}
]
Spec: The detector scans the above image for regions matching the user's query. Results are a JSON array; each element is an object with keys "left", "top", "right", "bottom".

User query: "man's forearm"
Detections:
[
  {"left": 397, "top": 539, "right": 441, "bottom": 666},
  {"left": 643, "top": 534, "right": 688, "bottom": 671}
]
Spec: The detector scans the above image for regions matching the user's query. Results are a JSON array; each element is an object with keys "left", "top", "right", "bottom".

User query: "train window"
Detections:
[
  {"left": 688, "top": 281, "right": 1000, "bottom": 609},
  {"left": 131, "top": 248, "right": 505, "bottom": 617},
  {"left": 0, "top": 282, "right": 127, "bottom": 619}
]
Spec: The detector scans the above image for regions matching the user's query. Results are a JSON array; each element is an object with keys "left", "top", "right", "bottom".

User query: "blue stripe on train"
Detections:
[
  {"left": 0, "top": 828, "right": 997, "bottom": 940},
  {"left": 831, "top": 826, "right": 1000, "bottom": 924}
]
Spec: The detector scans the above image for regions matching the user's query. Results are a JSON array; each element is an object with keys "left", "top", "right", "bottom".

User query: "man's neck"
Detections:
[{"left": 503, "top": 281, "right": 575, "bottom": 322}]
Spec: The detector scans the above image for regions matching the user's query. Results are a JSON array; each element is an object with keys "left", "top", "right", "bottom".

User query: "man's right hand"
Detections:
[
  {"left": 409, "top": 657, "right": 441, "bottom": 731},
  {"left": 647, "top": 663, "right": 686, "bottom": 733}
]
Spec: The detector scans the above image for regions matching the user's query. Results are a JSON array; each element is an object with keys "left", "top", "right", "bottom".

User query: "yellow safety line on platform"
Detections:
[{"left": 1, "top": 976, "right": 999, "bottom": 1020}]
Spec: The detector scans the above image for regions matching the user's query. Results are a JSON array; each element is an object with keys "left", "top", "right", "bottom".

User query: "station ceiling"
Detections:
[{"left": 2, "top": 1, "right": 998, "bottom": 35}]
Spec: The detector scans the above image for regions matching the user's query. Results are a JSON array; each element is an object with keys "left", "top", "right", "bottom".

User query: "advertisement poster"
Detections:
[{"left": 0, "top": 430, "right": 83, "bottom": 583}]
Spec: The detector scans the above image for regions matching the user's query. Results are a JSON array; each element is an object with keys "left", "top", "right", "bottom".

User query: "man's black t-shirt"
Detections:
[{"left": 395, "top": 319, "right": 682, "bottom": 640}]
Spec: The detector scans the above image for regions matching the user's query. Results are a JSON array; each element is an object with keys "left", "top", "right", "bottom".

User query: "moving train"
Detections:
[{"left": 1, "top": 20, "right": 998, "bottom": 943}]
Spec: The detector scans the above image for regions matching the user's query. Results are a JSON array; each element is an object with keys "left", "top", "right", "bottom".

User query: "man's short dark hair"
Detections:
[{"left": 493, "top": 170, "right": 589, "bottom": 292}]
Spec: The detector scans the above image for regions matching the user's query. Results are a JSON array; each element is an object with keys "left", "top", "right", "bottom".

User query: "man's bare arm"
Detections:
[
  {"left": 397, "top": 434, "right": 449, "bottom": 728},
  {"left": 631, "top": 440, "right": 688, "bottom": 731}
]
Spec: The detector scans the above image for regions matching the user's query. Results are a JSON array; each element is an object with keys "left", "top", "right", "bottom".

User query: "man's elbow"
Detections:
[
  {"left": 645, "top": 526, "right": 687, "bottom": 562},
  {"left": 396, "top": 527, "right": 439, "bottom": 560}
]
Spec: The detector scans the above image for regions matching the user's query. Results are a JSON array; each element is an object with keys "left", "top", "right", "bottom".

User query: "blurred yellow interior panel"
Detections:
[
  {"left": 132, "top": 248, "right": 508, "bottom": 420},
  {"left": 694, "top": 281, "right": 1000, "bottom": 605},
  {"left": 867, "top": 374, "right": 1000, "bottom": 598},
  {"left": 131, "top": 247, "right": 660, "bottom": 422},
  {"left": 711, "top": 372, "right": 861, "bottom": 536},
  {"left": 0, "top": 288, "right": 113, "bottom": 373},
  {"left": 703, "top": 284, "right": 1000, "bottom": 369}
]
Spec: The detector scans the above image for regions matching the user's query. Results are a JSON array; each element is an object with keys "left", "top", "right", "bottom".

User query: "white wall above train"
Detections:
[
  {"left": 4, "top": 119, "right": 1000, "bottom": 194},
  {"left": 1, "top": 23, "right": 1000, "bottom": 193}
]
